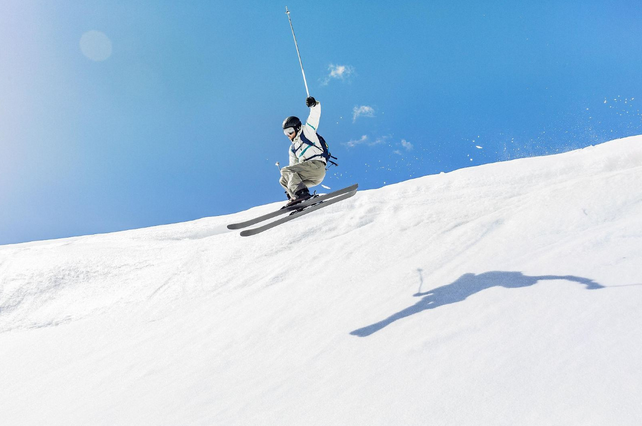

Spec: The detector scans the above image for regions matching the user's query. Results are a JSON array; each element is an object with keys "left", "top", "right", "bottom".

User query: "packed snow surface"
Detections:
[{"left": 2, "top": 136, "right": 642, "bottom": 425}]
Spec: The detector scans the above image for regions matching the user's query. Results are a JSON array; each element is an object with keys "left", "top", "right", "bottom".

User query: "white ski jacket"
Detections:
[{"left": 289, "top": 102, "right": 324, "bottom": 166}]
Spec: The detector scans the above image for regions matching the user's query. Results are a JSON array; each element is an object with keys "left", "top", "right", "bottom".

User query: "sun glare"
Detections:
[{"left": 80, "top": 30, "right": 113, "bottom": 62}]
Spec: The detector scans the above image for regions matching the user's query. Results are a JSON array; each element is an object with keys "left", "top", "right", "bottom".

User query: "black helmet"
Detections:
[{"left": 282, "top": 116, "right": 301, "bottom": 133}]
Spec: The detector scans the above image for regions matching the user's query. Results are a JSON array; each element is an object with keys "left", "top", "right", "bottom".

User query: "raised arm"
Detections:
[{"left": 303, "top": 97, "right": 321, "bottom": 140}]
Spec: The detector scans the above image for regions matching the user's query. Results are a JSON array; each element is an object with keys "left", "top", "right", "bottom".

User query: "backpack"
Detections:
[{"left": 299, "top": 132, "right": 339, "bottom": 168}]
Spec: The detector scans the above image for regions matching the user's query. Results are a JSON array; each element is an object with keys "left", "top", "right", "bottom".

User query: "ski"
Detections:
[
  {"left": 239, "top": 189, "right": 357, "bottom": 237},
  {"left": 227, "top": 184, "right": 358, "bottom": 230}
]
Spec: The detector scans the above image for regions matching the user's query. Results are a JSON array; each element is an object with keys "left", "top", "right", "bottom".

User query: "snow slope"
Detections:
[{"left": 1, "top": 136, "right": 642, "bottom": 425}]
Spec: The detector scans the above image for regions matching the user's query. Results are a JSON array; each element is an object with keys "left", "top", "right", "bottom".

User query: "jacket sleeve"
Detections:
[
  {"left": 302, "top": 102, "right": 321, "bottom": 142},
  {"left": 288, "top": 145, "right": 298, "bottom": 166}
]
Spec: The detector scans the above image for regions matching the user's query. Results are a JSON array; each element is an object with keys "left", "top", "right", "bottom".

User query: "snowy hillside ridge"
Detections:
[{"left": 1, "top": 135, "right": 642, "bottom": 426}]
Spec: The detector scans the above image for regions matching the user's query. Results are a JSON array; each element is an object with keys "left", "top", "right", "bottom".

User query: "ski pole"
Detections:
[{"left": 285, "top": 6, "right": 310, "bottom": 97}]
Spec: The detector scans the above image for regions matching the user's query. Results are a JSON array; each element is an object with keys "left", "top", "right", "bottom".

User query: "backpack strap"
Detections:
[
  {"left": 297, "top": 132, "right": 339, "bottom": 168},
  {"left": 299, "top": 132, "right": 327, "bottom": 164}
]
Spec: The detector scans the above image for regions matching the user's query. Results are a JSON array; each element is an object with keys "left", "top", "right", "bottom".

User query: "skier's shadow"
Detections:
[{"left": 350, "top": 271, "right": 604, "bottom": 337}]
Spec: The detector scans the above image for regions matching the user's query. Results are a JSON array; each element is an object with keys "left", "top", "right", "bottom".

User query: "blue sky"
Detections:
[{"left": 1, "top": 1, "right": 641, "bottom": 245}]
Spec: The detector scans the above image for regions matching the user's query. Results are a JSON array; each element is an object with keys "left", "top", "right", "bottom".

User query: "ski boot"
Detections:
[{"left": 284, "top": 187, "right": 312, "bottom": 208}]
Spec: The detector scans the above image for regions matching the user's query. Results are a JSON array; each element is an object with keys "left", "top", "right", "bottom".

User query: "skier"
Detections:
[{"left": 280, "top": 96, "right": 326, "bottom": 207}]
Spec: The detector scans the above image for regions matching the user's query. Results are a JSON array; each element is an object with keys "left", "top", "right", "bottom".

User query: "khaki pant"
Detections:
[{"left": 279, "top": 160, "right": 326, "bottom": 198}]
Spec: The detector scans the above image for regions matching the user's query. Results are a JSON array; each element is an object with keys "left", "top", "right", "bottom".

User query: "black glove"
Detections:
[{"left": 306, "top": 96, "right": 317, "bottom": 107}]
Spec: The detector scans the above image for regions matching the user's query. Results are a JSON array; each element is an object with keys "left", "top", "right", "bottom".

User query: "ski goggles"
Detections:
[{"left": 283, "top": 127, "right": 296, "bottom": 136}]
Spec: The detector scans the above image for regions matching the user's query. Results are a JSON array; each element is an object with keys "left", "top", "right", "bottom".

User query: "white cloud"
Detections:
[
  {"left": 344, "top": 134, "right": 387, "bottom": 148},
  {"left": 322, "top": 64, "right": 355, "bottom": 85},
  {"left": 329, "top": 64, "right": 353, "bottom": 79},
  {"left": 352, "top": 105, "right": 375, "bottom": 122},
  {"left": 345, "top": 135, "right": 369, "bottom": 148},
  {"left": 401, "top": 139, "right": 414, "bottom": 151}
]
